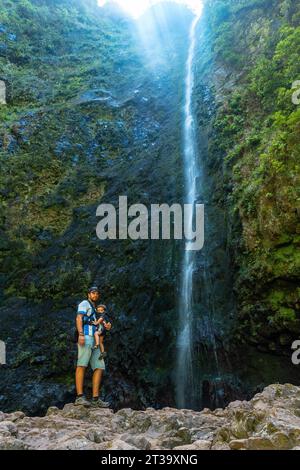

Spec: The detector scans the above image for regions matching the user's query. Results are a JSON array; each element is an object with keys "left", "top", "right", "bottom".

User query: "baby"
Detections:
[{"left": 92, "top": 304, "right": 110, "bottom": 360}]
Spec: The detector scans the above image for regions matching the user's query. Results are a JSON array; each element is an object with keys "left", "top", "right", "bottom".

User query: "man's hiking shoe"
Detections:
[
  {"left": 99, "top": 351, "right": 107, "bottom": 360},
  {"left": 74, "top": 396, "right": 91, "bottom": 407},
  {"left": 91, "top": 398, "right": 110, "bottom": 408}
]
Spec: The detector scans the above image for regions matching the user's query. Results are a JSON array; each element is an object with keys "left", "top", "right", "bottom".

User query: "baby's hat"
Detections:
[{"left": 97, "top": 304, "right": 107, "bottom": 310}]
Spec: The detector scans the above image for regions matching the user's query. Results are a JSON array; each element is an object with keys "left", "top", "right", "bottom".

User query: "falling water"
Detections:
[{"left": 176, "top": 12, "right": 201, "bottom": 409}]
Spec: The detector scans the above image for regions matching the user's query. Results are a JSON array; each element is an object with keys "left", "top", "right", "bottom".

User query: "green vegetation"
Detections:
[
  {"left": 0, "top": 0, "right": 143, "bottom": 301},
  {"left": 203, "top": 0, "right": 300, "bottom": 347}
]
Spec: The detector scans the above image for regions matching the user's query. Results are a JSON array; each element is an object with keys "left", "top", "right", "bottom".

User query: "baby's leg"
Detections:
[
  {"left": 94, "top": 331, "right": 100, "bottom": 347},
  {"left": 98, "top": 335, "right": 107, "bottom": 359},
  {"left": 99, "top": 335, "right": 105, "bottom": 353}
]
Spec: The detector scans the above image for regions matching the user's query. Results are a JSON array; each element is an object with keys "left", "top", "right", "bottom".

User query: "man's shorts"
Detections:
[{"left": 77, "top": 335, "right": 105, "bottom": 370}]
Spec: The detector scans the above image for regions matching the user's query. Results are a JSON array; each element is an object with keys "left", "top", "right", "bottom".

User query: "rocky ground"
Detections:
[{"left": 0, "top": 384, "right": 300, "bottom": 450}]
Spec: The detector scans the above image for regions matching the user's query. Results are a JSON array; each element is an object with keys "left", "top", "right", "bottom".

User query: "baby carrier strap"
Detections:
[{"left": 82, "top": 300, "right": 97, "bottom": 326}]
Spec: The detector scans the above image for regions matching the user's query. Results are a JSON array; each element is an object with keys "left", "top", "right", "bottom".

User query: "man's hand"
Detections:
[
  {"left": 103, "top": 321, "right": 112, "bottom": 331},
  {"left": 78, "top": 335, "right": 85, "bottom": 346}
]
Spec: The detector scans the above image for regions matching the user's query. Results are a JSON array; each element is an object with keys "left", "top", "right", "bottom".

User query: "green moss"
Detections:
[
  {"left": 267, "top": 290, "right": 285, "bottom": 309},
  {"left": 275, "top": 307, "right": 296, "bottom": 321},
  {"left": 203, "top": 0, "right": 300, "bottom": 347}
]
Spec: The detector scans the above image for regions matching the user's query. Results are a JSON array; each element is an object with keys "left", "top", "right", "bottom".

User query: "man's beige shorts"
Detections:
[{"left": 77, "top": 335, "right": 105, "bottom": 370}]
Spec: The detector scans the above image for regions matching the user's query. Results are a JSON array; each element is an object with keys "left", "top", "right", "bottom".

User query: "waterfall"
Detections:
[{"left": 176, "top": 12, "right": 201, "bottom": 410}]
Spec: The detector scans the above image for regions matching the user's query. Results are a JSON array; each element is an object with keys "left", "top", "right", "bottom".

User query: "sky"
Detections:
[{"left": 97, "top": 0, "right": 203, "bottom": 18}]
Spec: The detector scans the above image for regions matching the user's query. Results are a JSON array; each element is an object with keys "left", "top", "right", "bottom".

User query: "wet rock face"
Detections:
[
  {"left": 0, "top": 384, "right": 300, "bottom": 450},
  {"left": 0, "top": 0, "right": 299, "bottom": 417},
  {"left": 187, "top": 0, "right": 300, "bottom": 403},
  {"left": 0, "top": 0, "right": 191, "bottom": 414}
]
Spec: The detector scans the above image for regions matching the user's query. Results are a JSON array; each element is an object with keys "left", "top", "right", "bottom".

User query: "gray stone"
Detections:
[
  {"left": 0, "top": 437, "right": 28, "bottom": 450},
  {"left": 174, "top": 440, "right": 211, "bottom": 450},
  {"left": 0, "top": 384, "right": 300, "bottom": 450},
  {"left": 108, "top": 439, "right": 138, "bottom": 450},
  {"left": 0, "top": 421, "right": 18, "bottom": 436},
  {"left": 120, "top": 433, "right": 151, "bottom": 450}
]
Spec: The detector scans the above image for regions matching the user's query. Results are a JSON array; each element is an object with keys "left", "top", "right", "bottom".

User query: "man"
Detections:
[{"left": 75, "top": 286, "right": 112, "bottom": 407}]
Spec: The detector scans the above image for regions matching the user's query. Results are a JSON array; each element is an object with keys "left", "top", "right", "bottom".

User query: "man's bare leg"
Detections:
[
  {"left": 75, "top": 366, "right": 86, "bottom": 395},
  {"left": 75, "top": 366, "right": 91, "bottom": 406},
  {"left": 91, "top": 369, "right": 109, "bottom": 407},
  {"left": 92, "top": 368, "right": 103, "bottom": 398}
]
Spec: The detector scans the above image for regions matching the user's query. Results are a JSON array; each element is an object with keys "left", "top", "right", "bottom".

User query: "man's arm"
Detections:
[
  {"left": 77, "top": 300, "right": 89, "bottom": 345},
  {"left": 76, "top": 314, "right": 85, "bottom": 346}
]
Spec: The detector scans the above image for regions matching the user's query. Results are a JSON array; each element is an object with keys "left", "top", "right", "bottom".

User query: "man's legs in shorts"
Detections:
[
  {"left": 76, "top": 336, "right": 106, "bottom": 401},
  {"left": 89, "top": 346, "right": 108, "bottom": 407},
  {"left": 75, "top": 366, "right": 104, "bottom": 404},
  {"left": 76, "top": 336, "right": 93, "bottom": 400}
]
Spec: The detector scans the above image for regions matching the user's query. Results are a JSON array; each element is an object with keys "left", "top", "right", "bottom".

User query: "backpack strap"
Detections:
[
  {"left": 87, "top": 300, "right": 97, "bottom": 317},
  {"left": 82, "top": 300, "right": 97, "bottom": 326}
]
